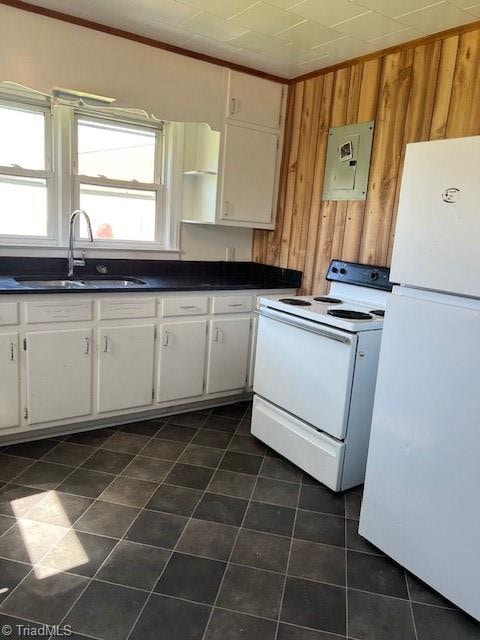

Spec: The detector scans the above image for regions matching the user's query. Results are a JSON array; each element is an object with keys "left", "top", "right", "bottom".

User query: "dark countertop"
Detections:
[{"left": 0, "top": 258, "right": 302, "bottom": 294}]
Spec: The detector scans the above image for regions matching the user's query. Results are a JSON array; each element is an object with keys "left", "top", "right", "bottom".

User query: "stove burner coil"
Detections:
[
  {"left": 327, "top": 309, "right": 373, "bottom": 320},
  {"left": 278, "top": 298, "right": 312, "bottom": 306},
  {"left": 313, "top": 296, "right": 343, "bottom": 304}
]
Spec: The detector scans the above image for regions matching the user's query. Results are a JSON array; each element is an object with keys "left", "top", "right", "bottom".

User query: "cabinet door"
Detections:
[
  {"left": 98, "top": 325, "right": 155, "bottom": 413},
  {"left": 228, "top": 72, "right": 283, "bottom": 129},
  {"left": 247, "top": 315, "right": 258, "bottom": 389},
  {"left": 0, "top": 333, "right": 20, "bottom": 430},
  {"left": 221, "top": 124, "right": 278, "bottom": 226},
  {"left": 157, "top": 320, "right": 207, "bottom": 403},
  {"left": 26, "top": 329, "right": 92, "bottom": 425},
  {"left": 206, "top": 317, "right": 251, "bottom": 394}
]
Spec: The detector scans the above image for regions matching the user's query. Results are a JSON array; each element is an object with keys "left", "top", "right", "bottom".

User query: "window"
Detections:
[
  {"left": 73, "top": 116, "right": 163, "bottom": 245},
  {"left": 0, "top": 92, "right": 170, "bottom": 250},
  {"left": 0, "top": 101, "right": 52, "bottom": 239}
]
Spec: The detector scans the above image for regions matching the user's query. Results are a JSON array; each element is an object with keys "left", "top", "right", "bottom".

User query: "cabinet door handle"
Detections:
[
  {"left": 163, "top": 330, "right": 171, "bottom": 347},
  {"left": 103, "top": 336, "right": 109, "bottom": 353},
  {"left": 9, "top": 342, "right": 15, "bottom": 362},
  {"left": 230, "top": 97, "right": 237, "bottom": 115},
  {"left": 213, "top": 328, "right": 224, "bottom": 343},
  {"left": 84, "top": 337, "right": 90, "bottom": 355},
  {"left": 224, "top": 200, "right": 234, "bottom": 217}
]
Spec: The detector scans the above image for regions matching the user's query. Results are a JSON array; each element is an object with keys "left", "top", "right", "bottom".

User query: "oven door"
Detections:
[{"left": 254, "top": 307, "right": 358, "bottom": 440}]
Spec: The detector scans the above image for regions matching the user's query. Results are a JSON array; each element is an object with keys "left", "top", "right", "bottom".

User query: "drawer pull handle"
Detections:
[
  {"left": 9, "top": 342, "right": 15, "bottom": 362},
  {"left": 180, "top": 305, "right": 197, "bottom": 310},
  {"left": 229, "top": 303, "right": 243, "bottom": 307},
  {"left": 163, "top": 330, "right": 171, "bottom": 347},
  {"left": 84, "top": 337, "right": 90, "bottom": 355}
]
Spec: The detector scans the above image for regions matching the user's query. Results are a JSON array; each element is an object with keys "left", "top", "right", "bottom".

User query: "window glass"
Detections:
[
  {"left": 0, "top": 175, "right": 48, "bottom": 236},
  {"left": 0, "top": 104, "right": 45, "bottom": 170},
  {"left": 77, "top": 118, "right": 156, "bottom": 183},
  {"left": 79, "top": 184, "right": 156, "bottom": 242}
]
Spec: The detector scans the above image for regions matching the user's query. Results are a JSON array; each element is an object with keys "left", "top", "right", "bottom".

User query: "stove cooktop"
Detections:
[{"left": 327, "top": 309, "right": 373, "bottom": 320}]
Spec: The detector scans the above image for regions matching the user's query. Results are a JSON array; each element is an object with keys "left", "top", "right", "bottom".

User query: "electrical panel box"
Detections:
[{"left": 323, "top": 121, "right": 374, "bottom": 201}]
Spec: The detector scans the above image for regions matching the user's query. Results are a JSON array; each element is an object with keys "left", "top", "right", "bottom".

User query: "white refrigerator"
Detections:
[{"left": 359, "top": 135, "right": 480, "bottom": 621}]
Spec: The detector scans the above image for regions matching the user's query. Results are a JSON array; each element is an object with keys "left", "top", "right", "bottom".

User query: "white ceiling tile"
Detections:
[
  {"left": 465, "top": 4, "right": 480, "bottom": 15},
  {"left": 289, "top": 0, "right": 370, "bottom": 26},
  {"left": 447, "top": 0, "right": 479, "bottom": 7},
  {"left": 333, "top": 11, "right": 408, "bottom": 40},
  {"left": 181, "top": 12, "right": 247, "bottom": 41},
  {"left": 276, "top": 20, "right": 343, "bottom": 47},
  {"left": 396, "top": 1, "right": 477, "bottom": 31},
  {"left": 313, "top": 36, "right": 375, "bottom": 59},
  {"left": 354, "top": 0, "right": 444, "bottom": 18},
  {"left": 262, "top": 0, "right": 299, "bottom": 8},
  {"left": 368, "top": 26, "right": 422, "bottom": 47},
  {"left": 230, "top": 2, "right": 304, "bottom": 35},
  {"left": 180, "top": 0, "right": 256, "bottom": 20},
  {"left": 229, "top": 30, "right": 288, "bottom": 52}
]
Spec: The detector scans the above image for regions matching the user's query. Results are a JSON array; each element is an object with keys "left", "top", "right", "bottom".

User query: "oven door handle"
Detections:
[{"left": 257, "top": 308, "right": 352, "bottom": 345}]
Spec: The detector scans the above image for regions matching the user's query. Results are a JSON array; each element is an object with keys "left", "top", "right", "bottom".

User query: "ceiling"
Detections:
[{"left": 25, "top": 0, "right": 480, "bottom": 78}]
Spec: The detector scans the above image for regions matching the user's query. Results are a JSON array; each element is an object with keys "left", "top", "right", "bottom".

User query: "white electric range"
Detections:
[{"left": 251, "top": 260, "right": 392, "bottom": 491}]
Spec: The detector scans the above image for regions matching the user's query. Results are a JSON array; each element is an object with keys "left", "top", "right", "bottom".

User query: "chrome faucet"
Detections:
[{"left": 68, "top": 209, "right": 94, "bottom": 278}]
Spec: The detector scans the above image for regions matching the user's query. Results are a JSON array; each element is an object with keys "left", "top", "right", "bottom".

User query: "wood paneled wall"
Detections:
[{"left": 253, "top": 27, "right": 480, "bottom": 293}]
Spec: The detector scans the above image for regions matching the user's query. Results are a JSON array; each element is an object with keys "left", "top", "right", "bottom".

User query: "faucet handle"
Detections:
[{"left": 73, "top": 252, "right": 86, "bottom": 267}]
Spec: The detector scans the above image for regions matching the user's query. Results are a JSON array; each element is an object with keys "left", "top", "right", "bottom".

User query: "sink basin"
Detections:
[
  {"left": 16, "top": 279, "right": 86, "bottom": 289},
  {"left": 15, "top": 276, "right": 147, "bottom": 289},
  {"left": 81, "top": 278, "right": 147, "bottom": 288}
]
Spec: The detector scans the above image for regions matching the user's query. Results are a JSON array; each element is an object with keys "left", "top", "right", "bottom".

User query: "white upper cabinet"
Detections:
[
  {"left": 220, "top": 124, "right": 279, "bottom": 226},
  {"left": 157, "top": 320, "right": 207, "bottom": 403},
  {"left": 97, "top": 325, "right": 155, "bottom": 413},
  {"left": 26, "top": 329, "right": 93, "bottom": 425},
  {"left": 0, "top": 332, "right": 20, "bottom": 430},
  {"left": 227, "top": 71, "right": 284, "bottom": 130}
]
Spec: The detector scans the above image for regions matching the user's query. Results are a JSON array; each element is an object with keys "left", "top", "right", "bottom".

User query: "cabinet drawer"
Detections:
[
  {"left": 161, "top": 296, "right": 208, "bottom": 317},
  {"left": 99, "top": 298, "right": 156, "bottom": 320},
  {"left": 26, "top": 300, "right": 93, "bottom": 324},
  {"left": 0, "top": 302, "right": 18, "bottom": 325},
  {"left": 251, "top": 396, "right": 345, "bottom": 492},
  {"left": 211, "top": 295, "right": 253, "bottom": 314}
]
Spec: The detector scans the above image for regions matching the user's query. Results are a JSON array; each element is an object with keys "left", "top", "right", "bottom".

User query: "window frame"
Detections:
[
  {"left": 71, "top": 110, "right": 168, "bottom": 250},
  {"left": 0, "top": 97, "right": 57, "bottom": 244}
]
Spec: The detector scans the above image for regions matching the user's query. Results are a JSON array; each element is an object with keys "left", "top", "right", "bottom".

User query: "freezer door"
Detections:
[
  {"left": 391, "top": 136, "right": 480, "bottom": 298},
  {"left": 360, "top": 288, "right": 480, "bottom": 620}
]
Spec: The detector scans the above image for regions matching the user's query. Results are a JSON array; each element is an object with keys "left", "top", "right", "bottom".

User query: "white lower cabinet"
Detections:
[
  {"left": 26, "top": 329, "right": 93, "bottom": 425},
  {"left": 206, "top": 317, "right": 251, "bottom": 394},
  {"left": 97, "top": 325, "right": 155, "bottom": 413},
  {"left": 157, "top": 320, "right": 207, "bottom": 403},
  {"left": 0, "top": 332, "right": 20, "bottom": 430}
]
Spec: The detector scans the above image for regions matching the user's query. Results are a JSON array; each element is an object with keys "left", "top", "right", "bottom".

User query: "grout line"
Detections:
[
  {"left": 405, "top": 568, "right": 420, "bottom": 640},
  {"left": 273, "top": 464, "right": 301, "bottom": 640},
  {"left": 200, "top": 405, "right": 268, "bottom": 640},
  {"left": 345, "top": 492, "right": 349, "bottom": 639}
]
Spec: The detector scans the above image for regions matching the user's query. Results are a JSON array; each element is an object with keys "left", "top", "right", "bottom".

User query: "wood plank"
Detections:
[
  {"left": 287, "top": 77, "right": 323, "bottom": 274},
  {"left": 311, "top": 201, "right": 338, "bottom": 294},
  {"left": 446, "top": 30, "right": 480, "bottom": 137},
  {"left": 301, "top": 73, "right": 334, "bottom": 294},
  {"left": 341, "top": 58, "right": 382, "bottom": 263},
  {"left": 359, "top": 49, "right": 414, "bottom": 266},
  {"left": 346, "top": 63, "right": 363, "bottom": 125},
  {"left": 429, "top": 36, "right": 459, "bottom": 140},
  {"left": 387, "top": 40, "right": 441, "bottom": 262},
  {"left": 278, "top": 82, "right": 305, "bottom": 267}
]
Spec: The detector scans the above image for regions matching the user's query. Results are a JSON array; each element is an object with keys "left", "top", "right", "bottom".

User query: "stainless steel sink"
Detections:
[
  {"left": 16, "top": 279, "right": 87, "bottom": 289},
  {"left": 16, "top": 277, "right": 147, "bottom": 289},
  {"left": 82, "top": 278, "right": 147, "bottom": 288}
]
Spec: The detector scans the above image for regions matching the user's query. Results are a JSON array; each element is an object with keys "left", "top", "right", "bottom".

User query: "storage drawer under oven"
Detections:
[
  {"left": 252, "top": 396, "right": 345, "bottom": 491},
  {"left": 254, "top": 307, "right": 357, "bottom": 440}
]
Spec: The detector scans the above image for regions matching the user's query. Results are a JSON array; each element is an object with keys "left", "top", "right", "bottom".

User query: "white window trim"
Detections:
[
  {"left": 0, "top": 97, "right": 57, "bottom": 245},
  {"left": 0, "top": 94, "right": 181, "bottom": 253}
]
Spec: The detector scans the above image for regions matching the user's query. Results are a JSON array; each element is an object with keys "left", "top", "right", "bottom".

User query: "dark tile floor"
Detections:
[{"left": 0, "top": 402, "right": 479, "bottom": 640}]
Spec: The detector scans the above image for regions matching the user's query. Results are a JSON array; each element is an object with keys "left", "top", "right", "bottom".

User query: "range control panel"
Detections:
[{"left": 326, "top": 260, "right": 393, "bottom": 291}]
